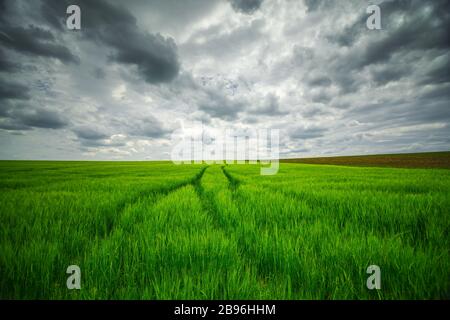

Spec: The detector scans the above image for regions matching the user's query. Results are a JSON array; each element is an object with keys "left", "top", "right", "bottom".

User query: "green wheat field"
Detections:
[{"left": 0, "top": 161, "right": 449, "bottom": 299}]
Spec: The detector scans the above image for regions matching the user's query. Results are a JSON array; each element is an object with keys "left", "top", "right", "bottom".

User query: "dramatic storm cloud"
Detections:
[
  {"left": 40, "top": 0, "right": 180, "bottom": 84},
  {"left": 229, "top": 0, "right": 264, "bottom": 14},
  {"left": 0, "top": 0, "right": 449, "bottom": 160}
]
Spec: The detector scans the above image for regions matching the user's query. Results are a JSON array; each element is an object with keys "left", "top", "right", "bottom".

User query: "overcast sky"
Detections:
[{"left": 0, "top": 0, "right": 449, "bottom": 160}]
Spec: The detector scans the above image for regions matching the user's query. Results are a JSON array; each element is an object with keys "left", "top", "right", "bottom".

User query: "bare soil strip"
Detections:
[{"left": 282, "top": 151, "right": 450, "bottom": 169}]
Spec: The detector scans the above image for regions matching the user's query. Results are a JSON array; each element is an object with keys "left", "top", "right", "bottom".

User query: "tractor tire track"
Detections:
[
  {"left": 221, "top": 166, "right": 240, "bottom": 192},
  {"left": 195, "top": 166, "right": 273, "bottom": 295},
  {"left": 220, "top": 166, "right": 279, "bottom": 289},
  {"left": 71, "top": 166, "right": 208, "bottom": 271},
  {"left": 101, "top": 166, "right": 208, "bottom": 238},
  {"left": 192, "top": 166, "right": 228, "bottom": 231}
]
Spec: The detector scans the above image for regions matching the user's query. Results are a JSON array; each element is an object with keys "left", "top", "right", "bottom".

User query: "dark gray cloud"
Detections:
[
  {"left": 1, "top": 107, "right": 69, "bottom": 130},
  {"left": 71, "top": 114, "right": 171, "bottom": 148},
  {"left": 72, "top": 125, "right": 129, "bottom": 148},
  {"left": 418, "top": 57, "right": 450, "bottom": 85},
  {"left": 73, "top": 126, "right": 109, "bottom": 140},
  {"left": 310, "top": 91, "right": 333, "bottom": 104},
  {"left": 78, "top": 137, "right": 127, "bottom": 148},
  {"left": 290, "top": 126, "right": 327, "bottom": 140},
  {"left": 305, "top": 75, "right": 332, "bottom": 88},
  {"left": 127, "top": 115, "right": 172, "bottom": 138},
  {"left": 198, "top": 89, "right": 244, "bottom": 120},
  {"left": 0, "top": 76, "right": 67, "bottom": 132},
  {"left": 111, "top": 33, "right": 179, "bottom": 84},
  {"left": 0, "top": 118, "right": 31, "bottom": 131},
  {"left": 0, "top": 79, "right": 30, "bottom": 100},
  {"left": 346, "top": 87, "right": 450, "bottom": 130},
  {"left": 229, "top": 0, "right": 264, "bottom": 14},
  {"left": 0, "top": 21, "right": 78, "bottom": 64},
  {"left": 370, "top": 65, "right": 410, "bottom": 86},
  {"left": 303, "top": 0, "right": 330, "bottom": 12},
  {"left": 19, "top": 109, "right": 68, "bottom": 129},
  {"left": 248, "top": 94, "right": 288, "bottom": 116},
  {"left": 332, "top": 0, "right": 449, "bottom": 68},
  {"left": 330, "top": 71, "right": 360, "bottom": 94},
  {"left": 302, "top": 108, "right": 331, "bottom": 120},
  {"left": 312, "top": 0, "right": 450, "bottom": 96},
  {"left": 0, "top": 100, "right": 13, "bottom": 117},
  {"left": 182, "top": 18, "right": 265, "bottom": 61},
  {"left": 93, "top": 67, "right": 106, "bottom": 79},
  {"left": 41, "top": 0, "right": 180, "bottom": 84},
  {"left": 419, "top": 84, "right": 450, "bottom": 101},
  {"left": 0, "top": 49, "right": 20, "bottom": 72}
]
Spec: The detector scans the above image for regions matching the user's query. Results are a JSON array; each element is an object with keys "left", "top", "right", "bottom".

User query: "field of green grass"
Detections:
[{"left": 0, "top": 161, "right": 449, "bottom": 299}]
